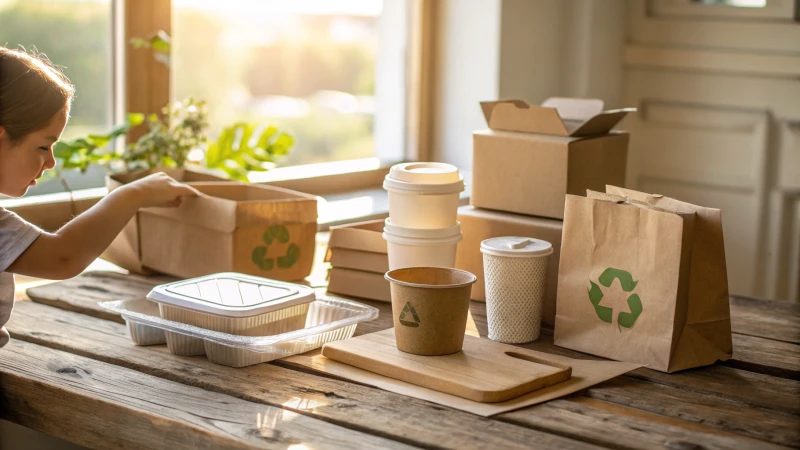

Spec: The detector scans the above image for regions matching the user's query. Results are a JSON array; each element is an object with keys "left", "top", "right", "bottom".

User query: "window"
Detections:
[
  {"left": 173, "top": 0, "right": 399, "bottom": 168},
  {"left": 2, "top": 0, "right": 417, "bottom": 204},
  {"left": 1, "top": 0, "right": 113, "bottom": 195}
]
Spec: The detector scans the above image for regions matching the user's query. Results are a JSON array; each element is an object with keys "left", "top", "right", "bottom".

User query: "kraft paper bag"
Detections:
[{"left": 554, "top": 187, "right": 732, "bottom": 372}]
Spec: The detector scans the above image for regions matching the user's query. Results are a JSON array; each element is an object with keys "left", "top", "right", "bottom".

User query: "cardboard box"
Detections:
[
  {"left": 326, "top": 248, "right": 389, "bottom": 274},
  {"left": 455, "top": 206, "right": 563, "bottom": 328},
  {"left": 103, "top": 168, "right": 228, "bottom": 274},
  {"left": 327, "top": 267, "right": 391, "bottom": 302},
  {"left": 327, "top": 219, "right": 387, "bottom": 254},
  {"left": 134, "top": 181, "right": 318, "bottom": 280},
  {"left": 472, "top": 98, "right": 634, "bottom": 219}
]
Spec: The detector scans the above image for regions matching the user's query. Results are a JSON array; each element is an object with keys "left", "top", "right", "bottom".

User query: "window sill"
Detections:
[{"left": 1, "top": 159, "right": 471, "bottom": 231}]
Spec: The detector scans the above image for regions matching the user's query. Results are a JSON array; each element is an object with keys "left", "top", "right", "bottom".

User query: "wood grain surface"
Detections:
[{"left": 322, "top": 328, "right": 572, "bottom": 403}]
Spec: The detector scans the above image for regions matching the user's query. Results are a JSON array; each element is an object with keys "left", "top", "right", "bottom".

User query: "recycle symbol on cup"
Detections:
[
  {"left": 588, "top": 268, "right": 643, "bottom": 331},
  {"left": 251, "top": 225, "right": 301, "bottom": 271}
]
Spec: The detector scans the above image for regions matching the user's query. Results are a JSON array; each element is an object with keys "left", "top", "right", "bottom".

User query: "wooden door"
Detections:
[{"left": 622, "top": 0, "right": 800, "bottom": 301}]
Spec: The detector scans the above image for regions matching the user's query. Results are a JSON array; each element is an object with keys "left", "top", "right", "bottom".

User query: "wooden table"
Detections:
[{"left": 1, "top": 268, "right": 799, "bottom": 449}]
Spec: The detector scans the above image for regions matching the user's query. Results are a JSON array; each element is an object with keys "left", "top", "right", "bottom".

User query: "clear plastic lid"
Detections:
[{"left": 147, "top": 272, "right": 316, "bottom": 317}]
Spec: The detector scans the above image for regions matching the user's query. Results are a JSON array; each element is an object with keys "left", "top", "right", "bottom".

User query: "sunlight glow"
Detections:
[{"left": 174, "top": 0, "right": 383, "bottom": 16}]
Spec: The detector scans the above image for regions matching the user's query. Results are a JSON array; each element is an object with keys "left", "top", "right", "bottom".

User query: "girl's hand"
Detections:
[{"left": 122, "top": 172, "right": 200, "bottom": 208}]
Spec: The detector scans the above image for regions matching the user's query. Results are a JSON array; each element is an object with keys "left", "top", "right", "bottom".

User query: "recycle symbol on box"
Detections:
[
  {"left": 588, "top": 268, "right": 643, "bottom": 331},
  {"left": 251, "top": 225, "right": 300, "bottom": 271}
]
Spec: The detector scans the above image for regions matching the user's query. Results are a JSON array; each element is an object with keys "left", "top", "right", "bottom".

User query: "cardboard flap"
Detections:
[
  {"left": 138, "top": 182, "right": 317, "bottom": 232},
  {"left": 141, "top": 188, "right": 239, "bottom": 232},
  {"left": 480, "top": 100, "right": 569, "bottom": 136},
  {"left": 541, "top": 97, "right": 604, "bottom": 121},
  {"left": 481, "top": 98, "right": 634, "bottom": 137},
  {"left": 570, "top": 109, "right": 635, "bottom": 137}
]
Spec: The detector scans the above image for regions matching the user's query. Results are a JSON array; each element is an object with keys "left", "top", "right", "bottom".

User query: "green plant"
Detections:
[
  {"left": 51, "top": 112, "right": 143, "bottom": 175},
  {"left": 51, "top": 98, "right": 294, "bottom": 183},
  {"left": 205, "top": 123, "right": 294, "bottom": 180},
  {"left": 122, "top": 98, "right": 209, "bottom": 170},
  {"left": 50, "top": 29, "right": 294, "bottom": 183}
]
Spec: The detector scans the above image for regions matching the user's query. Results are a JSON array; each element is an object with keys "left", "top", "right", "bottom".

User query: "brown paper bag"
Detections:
[{"left": 554, "top": 186, "right": 732, "bottom": 372}]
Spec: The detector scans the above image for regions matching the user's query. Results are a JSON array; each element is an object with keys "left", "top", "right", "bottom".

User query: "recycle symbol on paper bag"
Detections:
[
  {"left": 251, "top": 225, "right": 300, "bottom": 271},
  {"left": 588, "top": 268, "right": 643, "bottom": 331}
]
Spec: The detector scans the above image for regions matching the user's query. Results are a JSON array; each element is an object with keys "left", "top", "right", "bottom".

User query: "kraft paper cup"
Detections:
[
  {"left": 385, "top": 267, "right": 477, "bottom": 355},
  {"left": 481, "top": 237, "right": 553, "bottom": 344},
  {"left": 383, "top": 162, "right": 464, "bottom": 229},
  {"left": 383, "top": 219, "right": 462, "bottom": 270}
]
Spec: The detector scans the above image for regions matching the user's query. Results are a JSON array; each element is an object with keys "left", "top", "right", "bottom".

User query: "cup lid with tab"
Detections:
[{"left": 480, "top": 237, "right": 553, "bottom": 258}]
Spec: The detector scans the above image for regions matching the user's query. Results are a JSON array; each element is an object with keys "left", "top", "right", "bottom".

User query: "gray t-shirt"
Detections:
[{"left": 0, "top": 207, "right": 41, "bottom": 348}]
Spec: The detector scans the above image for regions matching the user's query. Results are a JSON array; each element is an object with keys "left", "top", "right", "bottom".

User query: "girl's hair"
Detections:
[{"left": 0, "top": 47, "right": 75, "bottom": 142}]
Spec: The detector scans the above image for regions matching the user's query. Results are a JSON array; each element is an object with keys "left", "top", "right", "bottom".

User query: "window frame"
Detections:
[{"left": 2, "top": 0, "right": 436, "bottom": 229}]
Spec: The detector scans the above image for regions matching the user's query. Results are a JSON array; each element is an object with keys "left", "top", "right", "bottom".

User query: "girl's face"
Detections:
[{"left": 0, "top": 108, "right": 68, "bottom": 198}]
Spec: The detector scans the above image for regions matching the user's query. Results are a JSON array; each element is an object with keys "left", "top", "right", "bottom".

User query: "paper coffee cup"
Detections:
[
  {"left": 385, "top": 267, "right": 477, "bottom": 355},
  {"left": 383, "top": 219, "right": 462, "bottom": 270},
  {"left": 480, "top": 237, "right": 553, "bottom": 344},
  {"left": 383, "top": 162, "right": 464, "bottom": 229}
]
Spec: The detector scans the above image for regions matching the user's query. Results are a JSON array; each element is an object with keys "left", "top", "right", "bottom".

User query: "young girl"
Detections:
[{"left": 0, "top": 47, "right": 198, "bottom": 347}]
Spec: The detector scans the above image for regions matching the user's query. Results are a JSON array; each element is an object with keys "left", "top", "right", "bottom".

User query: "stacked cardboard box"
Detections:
[
  {"left": 455, "top": 98, "right": 633, "bottom": 328},
  {"left": 325, "top": 219, "right": 391, "bottom": 302}
]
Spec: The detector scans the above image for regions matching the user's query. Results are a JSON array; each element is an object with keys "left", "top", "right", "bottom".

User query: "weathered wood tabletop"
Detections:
[{"left": 1, "top": 247, "right": 798, "bottom": 449}]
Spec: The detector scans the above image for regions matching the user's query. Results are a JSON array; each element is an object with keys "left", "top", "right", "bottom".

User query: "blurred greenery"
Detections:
[
  {"left": 172, "top": 6, "right": 379, "bottom": 167},
  {"left": 0, "top": 0, "right": 110, "bottom": 138}
]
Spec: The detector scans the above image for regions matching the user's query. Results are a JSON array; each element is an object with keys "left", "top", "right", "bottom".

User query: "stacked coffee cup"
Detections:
[{"left": 382, "top": 162, "right": 465, "bottom": 270}]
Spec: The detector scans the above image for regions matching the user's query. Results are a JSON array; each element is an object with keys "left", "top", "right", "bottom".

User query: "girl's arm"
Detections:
[{"left": 7, "top": 173, "right": 199, "bottom": 280}]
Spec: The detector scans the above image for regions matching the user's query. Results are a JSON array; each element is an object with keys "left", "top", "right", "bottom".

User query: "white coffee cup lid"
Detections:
[
  {"left": 383, "top": 162, "right": 465, "bottom": 195},
  {"left": 389, "top": 162, "right": 461, "bottom": 184},
  {"left": 480, "top": 237, "right": 553, "bottom": 258}
]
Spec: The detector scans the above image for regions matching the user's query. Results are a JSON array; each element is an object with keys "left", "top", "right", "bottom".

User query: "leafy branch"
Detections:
[{"left": 52, "top": 112, "right": 144, "bottom": 175}]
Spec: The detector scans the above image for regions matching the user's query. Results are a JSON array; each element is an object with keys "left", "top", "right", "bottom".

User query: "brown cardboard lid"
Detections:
[{"left": 480, "top": 97, "right": 636, "bottom": 137}]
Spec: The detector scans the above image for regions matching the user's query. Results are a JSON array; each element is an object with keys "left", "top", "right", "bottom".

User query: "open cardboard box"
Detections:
[
  {"left": 472, "top": 98, "right": 635, "bottom": 219},
  {"left": 102, "top": 168, "right": 228, "bottom": 274},
  {"left": 139, "top": 182, "right": 318, "bottom": 281}
]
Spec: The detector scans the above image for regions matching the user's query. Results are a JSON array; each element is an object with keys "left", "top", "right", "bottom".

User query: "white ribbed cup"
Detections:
[{"left": 480, "top": 237, "right": 552, "bottom": 344}]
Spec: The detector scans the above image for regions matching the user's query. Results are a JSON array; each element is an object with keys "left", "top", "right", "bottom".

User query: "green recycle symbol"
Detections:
[
  {"left": 251, "top": 225, "right": 301, "bottom": 271},
  {"left": 588, "top": 268, "right": 643, "bottom": 331},
  {"left": 398, "top": 302, "right": 420, "bottom": 328}
]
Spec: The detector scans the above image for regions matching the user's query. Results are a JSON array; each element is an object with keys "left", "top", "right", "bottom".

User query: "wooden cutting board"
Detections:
[{"left": 321, "top": 329, "right": 572, "bottom": 403}]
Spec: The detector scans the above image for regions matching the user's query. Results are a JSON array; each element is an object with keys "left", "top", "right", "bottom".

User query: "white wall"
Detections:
[
  {"left": 432, "top": 0, "right": 627, "bottom": 168},
  {"left": 431, "top": 0, "right": 502, "bottom": 170}
]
